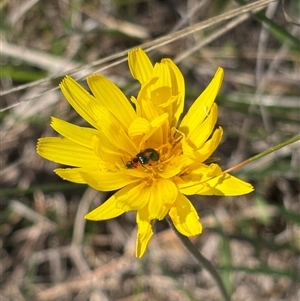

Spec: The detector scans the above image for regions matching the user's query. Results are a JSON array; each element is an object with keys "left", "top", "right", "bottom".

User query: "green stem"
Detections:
[
  {"left": 166, "top": 216, "right": 230, "bottom": 301},
  {"left": 224, "top": 134, "right": 300, "bottom": 173}
]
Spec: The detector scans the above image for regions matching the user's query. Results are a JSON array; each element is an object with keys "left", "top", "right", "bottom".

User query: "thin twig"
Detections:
[{"left": 166, "top": 216, "right": 230, "bottom": 301}]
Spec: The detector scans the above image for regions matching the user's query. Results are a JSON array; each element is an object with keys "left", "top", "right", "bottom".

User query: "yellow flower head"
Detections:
[{"left": 37, "top": 48, "right": 253, "bottom": 257}]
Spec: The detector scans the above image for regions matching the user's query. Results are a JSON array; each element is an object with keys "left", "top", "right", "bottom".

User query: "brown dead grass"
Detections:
[{"left": 1, "top": 0, "right": 299, "bottom": 300}]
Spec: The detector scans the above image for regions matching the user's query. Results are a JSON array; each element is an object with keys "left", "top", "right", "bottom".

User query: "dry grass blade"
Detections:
[
  {"left": 1, "top": 40, "right": 81, "bottom": 73},
  {"left": 1, "top": 0, "right": 277, "bottom": 109},
  {"left": 80, "top": 3, "right": 150, "bottom": 39},
  {"left": 2, "top": 0, "right": 298, "bottom": 300}
]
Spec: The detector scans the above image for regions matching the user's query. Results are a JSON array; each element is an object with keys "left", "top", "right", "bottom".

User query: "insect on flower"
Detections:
[
  {"left": 125, "top": 157, "right": 139, "bottom": 169},
  {"left": 126, "top": 148, "right": 160, "bottom": 169},
  {"left": 37, "top": 48, "right": 254, "bottom": 258}
]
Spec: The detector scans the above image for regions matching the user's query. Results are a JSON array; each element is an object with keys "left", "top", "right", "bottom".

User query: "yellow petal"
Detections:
[
  {"left": 151, "top": 61, "right": 172, "bottom": 105},
  {"left": 169, "top": 193, "right": 202, "bottom": 236},
  {"left": 128, "top": 114, "right": 169, "bottom": 149},
  {"left": 148, "top": 113, "right": 169, "bottom": 139},
  {"left": 87, "top": 74, "right": 136, "bottom": 130},
  {"left": 177, "top": 163, "right": 222, "bottom": 195},
  {"left": 193, "top": 127, "right": 223, "bottom": 163},
  {"left": 149, "top": 60, "right": 183, "bottom": 135},
  {"left": 135, "top": 78, "right": 171, "bottom": 146},
  {"left": 136, "top": 207, "right": 153, "bottom": 258},
  {"left": 135, "top": 99, "right": 165, "bottom": 146},
  {"left": 148, "top": 113, "right": 169, "bottom": 134},
  {"left": 148, "top": 179, "right": 178, "bottom": 220},
  {"left": 163, "top": 59, "right": 185, "bottom": 127},
  {"left": 37, "top": 137, "right": 102, "bottom": 167},
  {"left": 178, "top": 162, "right": 253, "bottom": 196},
  {"left": 85, "top": 191, "right": 126, "bottom": 221},
  {"left": 91, "top": 132, "right": 124, "bottom": 163},
  {"left": 182, "top": 127, "right": 223, "bottom": 162},
  {"left": 182, "top": 136, "right": 198, "bottom": 161},
  {"left": 128, "top": 48, "right": 153, "bottom": 85},
  {"left": 157, "top": 164, "right": 182, "bottom": 179},
  {"left": 121, "top": 166, "right": 151, "bottom": 178},
  {"left": 179, "top": 67, "right": 224, "bottom": 136},
  {"left": 55, "top": 168, "right": 87, "bottom": 183},
  {"left": 197, "top": 173, "right": 254, "bottom": 196},
  {"left": 137, "top": 81, "right": 164, "bottom": 120},
  {"left": 134, "top": 77, "right": 167, "bottom": 144},
  {"left": 187, "top": 103, "right": 218, "bottom": 148},
  {"left": 150, "top": 63, "right": 176, "bottom": 142},
  {"left": 79, "top": 170, "right": 140, "bottom": 191},
  {"left": 51, "top": 117, "right": 100, "bottom": 148},
  {"left": 128, "top": 117, "right": 151, "bottom": 137},
  {"left": 59, "top": 76, "right": 99, "bottom": 129},
  {"left": 115, "top": 182, "right": 150, "bottom": 211},
  {"left": 135, "top": 77, "right": 158, "bottom": 117},
  {"left": 90, "top": 104, "right": 137, "bottom": 155},
  {"left": 85, "top": 182, "right": 148, "bottom": 221}
]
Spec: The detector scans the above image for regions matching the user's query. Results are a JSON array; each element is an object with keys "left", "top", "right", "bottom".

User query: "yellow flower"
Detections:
[{"left": 37, "top": 48, "right": 253, "bottom": 257}]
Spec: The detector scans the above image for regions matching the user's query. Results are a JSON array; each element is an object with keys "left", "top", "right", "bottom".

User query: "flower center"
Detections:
[
  {"left": 151, "top": 138, "right": 183, "bottom": 173},
  {"left": 123, "top": 132, "right": 185, "bottom": 179}
]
